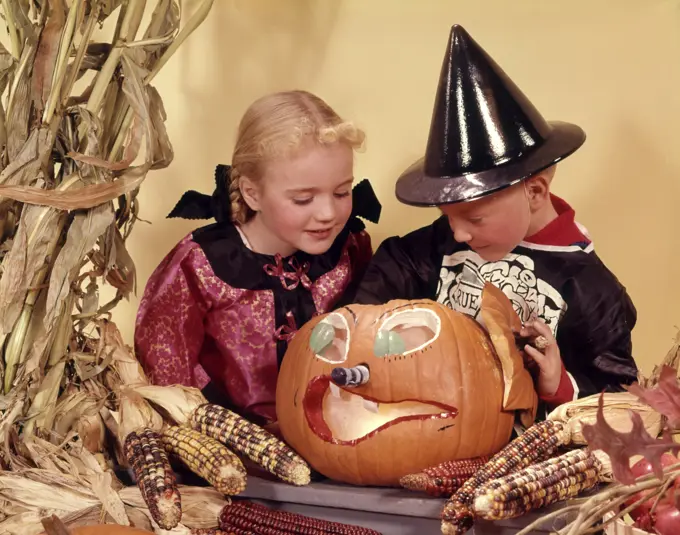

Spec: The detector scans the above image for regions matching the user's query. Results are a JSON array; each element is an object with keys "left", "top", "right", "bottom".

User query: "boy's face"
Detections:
[{"left": 439, "top": 183, "right": 531, "bottom": 262}]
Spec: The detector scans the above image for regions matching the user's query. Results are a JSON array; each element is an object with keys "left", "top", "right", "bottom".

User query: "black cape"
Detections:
[{"left": 352, "top": 215, "right": 639, "bottom": 402}]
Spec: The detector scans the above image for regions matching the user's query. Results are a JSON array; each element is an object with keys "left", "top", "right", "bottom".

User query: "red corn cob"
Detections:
[
  {"left": 219, "top": 501, "right": 382, "bottom": 535},
  {"left": 399, "top": 455, "right": 490, "bottom": 497}
]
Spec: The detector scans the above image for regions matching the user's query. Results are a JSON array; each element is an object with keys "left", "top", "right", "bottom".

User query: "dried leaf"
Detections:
[
  {"left": 97, "top": 0, "right": 125, "bottom": 21},
  {"left": 0, "top": 511, "right": 51, "bottom": 535},
  {"left": 75, "top": 107, "right": 106, "bottom": 162},
  {"left": 112, "top": 222, "right": 136, "bottom": 296},
  {"left": 628, "top": 366, "right": 680, "bottom": 427},
  {"left": 0, "top": 41, "right": 15, "bottom": 87},
  {"left": 120, "top": 51, "right": 155, "bottom": 161},
  {"left": 23, "top": 361, "right": 66, "bottom": 435},
  {"left": 0, "top": 42, "right": 15, "bottom": 157},
  {"left": 10, "top": 1, "right": 35, "bottom": 45},
  {"left": 0, "top": 164, "right": 149, "bottom": 209},
  {"left": 581, "top": 394, "right": 680, "bottom": 484},
  {"left": 0, "top": 215, "right": 28, "bottom": 332},
  {"left": 148, "top": 85, "right": 173, "bottom": 168},
  {"left": 6, "top": 45, "right": 35, "bottom": 160},
  {"left": 638, "top": 332, "right": 680, "bottom": 388},
  {"left": 44, "top": 203, "right": 114, "bottom": 331},
  {"left": 142, "top": 0, "right": 180, "bottom": 66},
  {"left": 81, "top": 278, "right": 99, "bottom": 317},
  {"left": 32, "top": 0, "right": 66, "bottom": 115},
  {"left": 68, "top": 114, "right": 143, "bottom": 170},
  {"left": 0, "top": 127, "right": 54, "bottom": 186},
  {"left": 145, "top": 0, "right": 216, "bottom": 83},
  {"left": 92, "top": 471, "right": 129, "bottom": 525},
  {"left": 0, "top": 203, "right": 62, "bottom": 334}
]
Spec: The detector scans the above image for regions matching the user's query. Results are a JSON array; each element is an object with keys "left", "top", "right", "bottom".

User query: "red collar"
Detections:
[{"left": 525, "top": 195, "right": 590, "bottom": 247}]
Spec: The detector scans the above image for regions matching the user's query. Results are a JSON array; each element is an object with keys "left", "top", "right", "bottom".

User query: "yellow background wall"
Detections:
[{"left": 106, "top": 0, "right": 680, "bottom": 375}]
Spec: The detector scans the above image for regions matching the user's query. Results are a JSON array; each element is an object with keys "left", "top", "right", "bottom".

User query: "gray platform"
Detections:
[{"left": 239, "top": 475, "right": 581, "bottom": 534}]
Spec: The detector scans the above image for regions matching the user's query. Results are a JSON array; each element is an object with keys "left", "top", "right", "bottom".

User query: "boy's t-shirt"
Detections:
[{"left": 352, "top": 195, "right": 639, "bottom": 410}]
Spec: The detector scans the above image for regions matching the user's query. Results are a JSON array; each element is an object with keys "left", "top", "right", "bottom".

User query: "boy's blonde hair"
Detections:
[{"left": 229, "top": 90, "right": 365, "bottom": 224}]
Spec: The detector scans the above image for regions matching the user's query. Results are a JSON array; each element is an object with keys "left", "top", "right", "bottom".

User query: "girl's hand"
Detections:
[{"left": 519, "top": 319, "right": 562, "bottom": 397}]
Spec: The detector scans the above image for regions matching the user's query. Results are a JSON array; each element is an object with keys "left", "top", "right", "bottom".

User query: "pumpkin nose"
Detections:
[{"left": 330, "top": 364, "right": 369, "bottom": 387}]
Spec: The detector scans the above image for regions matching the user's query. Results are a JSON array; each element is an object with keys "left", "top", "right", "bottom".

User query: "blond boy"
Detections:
[{"left": 353, "top": 25, "right": 638, "bottom": 411}]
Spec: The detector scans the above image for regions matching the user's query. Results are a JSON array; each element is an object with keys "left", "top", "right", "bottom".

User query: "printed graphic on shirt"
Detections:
[{"left": 436, "top": 250, "right": 567, "bottom": 336}]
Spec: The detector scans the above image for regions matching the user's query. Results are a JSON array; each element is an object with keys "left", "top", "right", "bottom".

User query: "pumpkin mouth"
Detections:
[{"left": 302, "top": 376, "right": 458, "bottom": 445}]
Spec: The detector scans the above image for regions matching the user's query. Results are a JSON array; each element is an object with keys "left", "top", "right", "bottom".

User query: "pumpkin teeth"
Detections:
[
  {"left": 329, "top": 382, "right": 341, "bottom": 398},
  {"left": 362, "top": 399, "right": 380, "bottom": 413}
]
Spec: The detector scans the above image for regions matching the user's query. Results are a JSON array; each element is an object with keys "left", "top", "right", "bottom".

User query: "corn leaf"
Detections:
[
  {"left": 142, "top": 0, "right": 180, "bottom": 66},
  {"left": 45, "top": 203, "right": 114, "bottom": 331},
  {"left": 112, "top": 226, "right": 136, "bottom": 295},
  {"left": 147, "top": 85, "right": 173, "bottom": 169},
  {"left": 0, "top": 165, "right": 148, "bottom": 209},
  {"left": 32, "top": 0, "right": 66, "bottom": 117},
  {"left": 0, "top": 202, "right": 62, "bottom": 334},
  {"left": 6, "top": 44, "right": 37, "bottom": 160},
  {"left": 68, "top": 114, "right": 143, "bottom": 171},
  {"left": 0, "top": 127, "right": 54, "bottom": 186}
]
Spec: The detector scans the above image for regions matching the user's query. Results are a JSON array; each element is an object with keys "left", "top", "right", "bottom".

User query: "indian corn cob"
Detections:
[
  {"left": 191, "top": 403, "right": 311, "bottom": 486},
  {"left": 440, "top": 419, "right": 569, "bottom": 535},
  {"left": 124, "top": 428, "right": 182, "bottom": 530},
  {"left": 191, "top": 530, "right": 236, "bottom": 535},
  {"left": 400, "top": 455, "right": 490, "bottom": 497},
  {"left": 161, "top": 425, "right": 247, "bottom": 496},
  {"left": 219, "top": 501, "right": 383, "bottom": 535},
  {"left": 472, "top": 448, "right": 602, "bottom": 520}
]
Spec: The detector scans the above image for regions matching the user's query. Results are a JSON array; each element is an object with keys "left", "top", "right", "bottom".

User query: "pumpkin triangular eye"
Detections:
[
  {"left": 310, "top": 322, "right": 335, "bottom": 354},
  {"left": 373, "top": 331, "right": 406, "bottom": 357}
]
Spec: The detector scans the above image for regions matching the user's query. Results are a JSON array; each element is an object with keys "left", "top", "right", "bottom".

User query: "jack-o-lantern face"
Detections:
[{"left": 276, "top": 290, "right": 537, "bottom": 487}]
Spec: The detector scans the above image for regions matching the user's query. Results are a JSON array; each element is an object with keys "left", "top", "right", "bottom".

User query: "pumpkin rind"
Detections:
[{"left": 479, "top": 282, "right": 538, "bottom": 426}]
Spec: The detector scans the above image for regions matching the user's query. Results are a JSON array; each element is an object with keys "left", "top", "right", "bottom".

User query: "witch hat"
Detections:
[{"left": 395, "top": 25, "right": 586, "bottom": 206}]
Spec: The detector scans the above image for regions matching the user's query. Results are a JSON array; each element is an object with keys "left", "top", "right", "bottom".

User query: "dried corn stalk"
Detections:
[{"left": 0, "top": 0, "right": 215, "bottom": 530}]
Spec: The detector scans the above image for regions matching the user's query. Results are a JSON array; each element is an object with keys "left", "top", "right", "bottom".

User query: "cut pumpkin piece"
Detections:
[{"left": 479, "top": 283, "right": 538, "bottom": 425}]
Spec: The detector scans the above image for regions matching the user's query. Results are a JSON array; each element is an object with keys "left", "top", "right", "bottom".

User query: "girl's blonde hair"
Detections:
[{"left": 229, "top": 90, "right": 365, "bottom": 224}]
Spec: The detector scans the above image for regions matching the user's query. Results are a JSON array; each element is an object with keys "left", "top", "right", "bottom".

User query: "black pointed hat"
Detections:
[{"left": 396, "top": 25, "right": 586, "bottom": 206}]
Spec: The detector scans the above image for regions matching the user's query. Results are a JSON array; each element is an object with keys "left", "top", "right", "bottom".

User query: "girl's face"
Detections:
[{"left": 243, "top": 142, "right": 355, "bottom": 256}]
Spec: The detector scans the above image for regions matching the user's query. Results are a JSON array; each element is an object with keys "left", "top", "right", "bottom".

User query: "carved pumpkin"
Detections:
[{"left": 275, "top": 285, "right": 538, "bottom": 486}]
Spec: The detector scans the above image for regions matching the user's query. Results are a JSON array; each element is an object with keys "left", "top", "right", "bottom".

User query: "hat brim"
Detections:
[{"left": 395, "top": 121, "right": 586, "bottom": 207}]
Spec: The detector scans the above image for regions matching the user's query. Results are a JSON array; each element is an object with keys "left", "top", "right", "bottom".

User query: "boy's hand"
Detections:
[{"left": 519, "top": 319, "right": 562, "bottom": 397}]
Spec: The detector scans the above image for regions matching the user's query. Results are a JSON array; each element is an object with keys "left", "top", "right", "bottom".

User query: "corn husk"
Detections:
[
  {"left": 119, "top": 485, "right": 228, "bottom": 529},
  {"left": 547, "top": 391, "right": 663, "bottom": 445},
  {"left": 131, "top": 384, "right": 208, "bottom": 425},
  {"left": 116, "top": 388, "right": 164, "bottom": 445},
  {"left": 0, "top": 468, "right": 219, "bottom": 534}
]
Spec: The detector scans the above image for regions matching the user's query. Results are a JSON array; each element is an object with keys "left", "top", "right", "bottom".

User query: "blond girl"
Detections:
[{"left": 134, "top": 91, "right": 380, "bottom": 425}]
